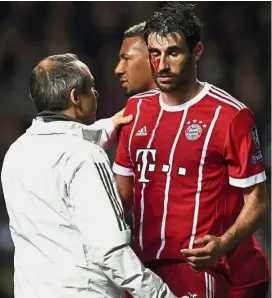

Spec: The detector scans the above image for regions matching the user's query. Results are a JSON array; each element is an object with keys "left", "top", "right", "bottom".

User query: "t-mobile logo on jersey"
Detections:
[
  {"left": 136, "top": 149, "right": 187, "bottom": 183},
  {"left": 136, "top": 149, "right": 156, "bottom": 183}
]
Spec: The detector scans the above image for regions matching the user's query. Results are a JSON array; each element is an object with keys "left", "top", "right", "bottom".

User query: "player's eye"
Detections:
[
  {"left": 170, "top": 52, "right": 178, "bottom": 57},
  {"left": 150, "top": 51, "right": 160, "bottom": 58},
  {"left": 120, "top": 54, "right": 129, "bottom": 61}
]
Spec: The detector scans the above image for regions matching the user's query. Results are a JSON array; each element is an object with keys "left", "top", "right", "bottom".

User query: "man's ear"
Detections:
[
  {"left": 193, "top": 42, "right": 203, "bottom": 61},
  {"left": 70, "top": 88, "right": 80, "bottom": 107}
]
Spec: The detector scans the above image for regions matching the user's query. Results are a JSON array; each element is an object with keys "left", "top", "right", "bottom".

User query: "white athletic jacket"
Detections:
[{"left": 1, "top": 117, "right": 176, "bottom": 298}]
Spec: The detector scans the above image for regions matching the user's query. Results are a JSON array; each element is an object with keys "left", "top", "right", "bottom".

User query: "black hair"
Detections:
[
  {"left": 29, "top": 53, "right": 90, "bottom": 113},
  {"left": 144, "top": 2, "right": 203, "bottom": 52}
]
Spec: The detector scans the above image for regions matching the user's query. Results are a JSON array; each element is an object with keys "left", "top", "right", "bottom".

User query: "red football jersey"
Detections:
[{"left": 113, "top": 83, "right": 268, "bottom": 284}]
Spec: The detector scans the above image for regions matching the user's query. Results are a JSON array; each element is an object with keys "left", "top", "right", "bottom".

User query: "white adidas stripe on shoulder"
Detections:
[
  {"left": 132, "top": 88, "right": 159, "bottom": 97},
  {"left": 129, "top": 89, "right": 160, "bottom": 99},
  {"left": 208, "top": 91, "right": 241, "bottom": 111},
  {"left": 211, "top": 85, "right": 246, "bottom": 109}
]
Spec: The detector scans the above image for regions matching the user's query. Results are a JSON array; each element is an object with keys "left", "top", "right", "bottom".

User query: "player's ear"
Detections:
[
  {"left": 70, "top": 88, "right": 81, "bottom": 107},
  {"left": 193, "top": 42, "right": 203, "bottom": 61}
]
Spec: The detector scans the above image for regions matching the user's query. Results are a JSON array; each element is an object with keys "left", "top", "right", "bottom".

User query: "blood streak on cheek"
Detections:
[{"left": 149, "top": 52, "right": 160, "bottom": 75}]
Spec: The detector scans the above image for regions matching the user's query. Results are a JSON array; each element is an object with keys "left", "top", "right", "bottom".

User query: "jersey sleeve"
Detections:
[
  {"left": 223, "top": 108, "right": 266, "bottom": 188},
  {"left": 113, "top": 102, "right": 134, "bottom": 176}
]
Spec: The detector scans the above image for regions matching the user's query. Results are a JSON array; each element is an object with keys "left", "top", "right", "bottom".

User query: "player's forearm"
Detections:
[
  {"left": 221, "top": 182, "right": 269, "bottom": 252},
  {"left": 115, "top": 175, "right": 134, "bottom": 213},
  {"left": 96, "top": 244, "right": 176, "bottom": 298}
]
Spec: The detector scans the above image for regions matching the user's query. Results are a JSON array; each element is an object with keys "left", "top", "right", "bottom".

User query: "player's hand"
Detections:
[
  {"left": 180, "top": 235, "right": 228, "bottom": 272},
  {"left": 112, "top": 108, "right": 133, "bottom": 130}
]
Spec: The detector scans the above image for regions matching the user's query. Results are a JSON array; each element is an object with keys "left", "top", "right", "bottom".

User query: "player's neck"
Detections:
[
  {"left": 161, "top": 80, "right": 203, "bottom": 106},
  {"left": 149, "top": 81, "right": 158, "bottom": 90}
]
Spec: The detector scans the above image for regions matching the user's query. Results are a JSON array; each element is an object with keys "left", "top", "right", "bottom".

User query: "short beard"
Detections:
[{"left": 154, "top": 75, "right": 182, "bottom": 93}]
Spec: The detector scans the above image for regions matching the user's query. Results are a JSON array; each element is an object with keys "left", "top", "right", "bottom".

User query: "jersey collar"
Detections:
[{"left": 159, "top": 82, "right": 211, "bottom": 112}]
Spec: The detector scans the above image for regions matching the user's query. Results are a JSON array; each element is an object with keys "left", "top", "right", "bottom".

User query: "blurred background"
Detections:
[{"left": 0, "top": 1, "right": 270, "bottom": 297}]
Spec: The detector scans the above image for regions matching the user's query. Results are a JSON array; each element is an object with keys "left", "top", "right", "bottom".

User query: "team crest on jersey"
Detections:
[
  {"left": 185, "top": 120, "right": 207, "bottom": 141},
  {"left": 252, "top": 126, "right": 260, "bottom": 149}
]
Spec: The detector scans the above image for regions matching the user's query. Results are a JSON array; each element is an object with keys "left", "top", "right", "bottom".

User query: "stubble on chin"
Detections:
[{"left": 155, "top": 78, "right": 179, "bottom": 93}]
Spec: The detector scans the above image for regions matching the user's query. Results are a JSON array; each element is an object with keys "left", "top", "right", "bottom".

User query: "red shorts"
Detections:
[
  {"left": 229, "top": 281, "right": 269, "bottom": 298},
  {"left": 126, "top": 261, "right": 230, "bottom": 298}
]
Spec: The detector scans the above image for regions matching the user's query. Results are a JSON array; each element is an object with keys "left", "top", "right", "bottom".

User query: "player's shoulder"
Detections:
[
  {"left": 205, "top": 83, "right": 257, "bottom": 128},
  {"left": 207, "top": 83, "right": 249, "bottom": 115},
  {"left": 128, "top": 89, "right": 160, "bottom": 103},
  {"left": 129, "top": 88, "right": 160, "bottom": 100},
  {"left": 124, "top": 88, "right": 160, "bottom": 114}
]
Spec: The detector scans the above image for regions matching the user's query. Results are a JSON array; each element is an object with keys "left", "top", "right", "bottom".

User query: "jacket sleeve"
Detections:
[
  {"left": 66, "top": 149, "right": 176, "bottom": 298},
  {"left": 90, "top": 118, "right": 116, "bottom": 149}
]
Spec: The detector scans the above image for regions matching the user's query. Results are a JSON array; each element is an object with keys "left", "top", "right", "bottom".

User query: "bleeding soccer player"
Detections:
[{"left": 113, "top": 3, "right": 270, "bottom": 298}]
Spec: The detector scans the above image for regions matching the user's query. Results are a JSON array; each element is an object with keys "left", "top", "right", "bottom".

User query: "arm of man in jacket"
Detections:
[
  {"left": 90, "top": 108, "right": 133, "bottom": 149},
  {"left": 65, "top": 148, "right": 178, "bottom": 298}
]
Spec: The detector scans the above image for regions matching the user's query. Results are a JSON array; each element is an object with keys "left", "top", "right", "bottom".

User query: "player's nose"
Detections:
[
  {"left": 158, "top": 55, "right": 170, "bottom": 72},
  {"left": 114, "top": 61, "right": 125, "bottom": 76}
]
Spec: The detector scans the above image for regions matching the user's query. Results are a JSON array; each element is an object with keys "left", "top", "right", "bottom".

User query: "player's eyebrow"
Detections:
[
  {"left": 148, "top": 47, "right": 160, "bottom": 53},
  {"left": 149, "top": 45, "right": 183, "bottom": 52},
  {"left": 166, "top": 45, "right": 182, "bottom": 52}
]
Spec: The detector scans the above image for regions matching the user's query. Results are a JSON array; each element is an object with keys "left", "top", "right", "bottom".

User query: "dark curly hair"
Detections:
[{"left": 144, "top": 2, "right": 203, "bottom": 52}]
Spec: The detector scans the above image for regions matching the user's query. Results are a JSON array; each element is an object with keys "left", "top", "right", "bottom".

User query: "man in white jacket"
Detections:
[{"left": 1, "top": 53, "right": 186, "bottom": 298}]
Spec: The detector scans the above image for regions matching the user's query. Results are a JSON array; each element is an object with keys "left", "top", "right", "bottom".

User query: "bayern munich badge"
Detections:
[{"left": 185, "top": 123, "right": 203, "bottom": 140}]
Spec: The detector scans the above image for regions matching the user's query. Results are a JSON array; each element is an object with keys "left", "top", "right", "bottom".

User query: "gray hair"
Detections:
[{"left": 29, "top": 53, "right": 90, "bottom": 113}]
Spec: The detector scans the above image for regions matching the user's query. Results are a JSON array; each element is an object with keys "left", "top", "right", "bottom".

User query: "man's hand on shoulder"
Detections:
[{"left": 112, "top": 108, "right": 133, "bottom": 131}]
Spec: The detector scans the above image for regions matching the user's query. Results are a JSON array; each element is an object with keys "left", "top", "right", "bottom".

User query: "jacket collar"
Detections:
[
  {"left": 37, "top": 111, "right": 86, "bottom": 125},
  {"left": 26, "top": 115, "right": 102, "bottom": 145}
]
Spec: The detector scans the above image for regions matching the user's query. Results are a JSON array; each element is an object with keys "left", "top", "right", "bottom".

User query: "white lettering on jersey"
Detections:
[{"left": 136, "top": 149, "right": 156, "bottom": 183}]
